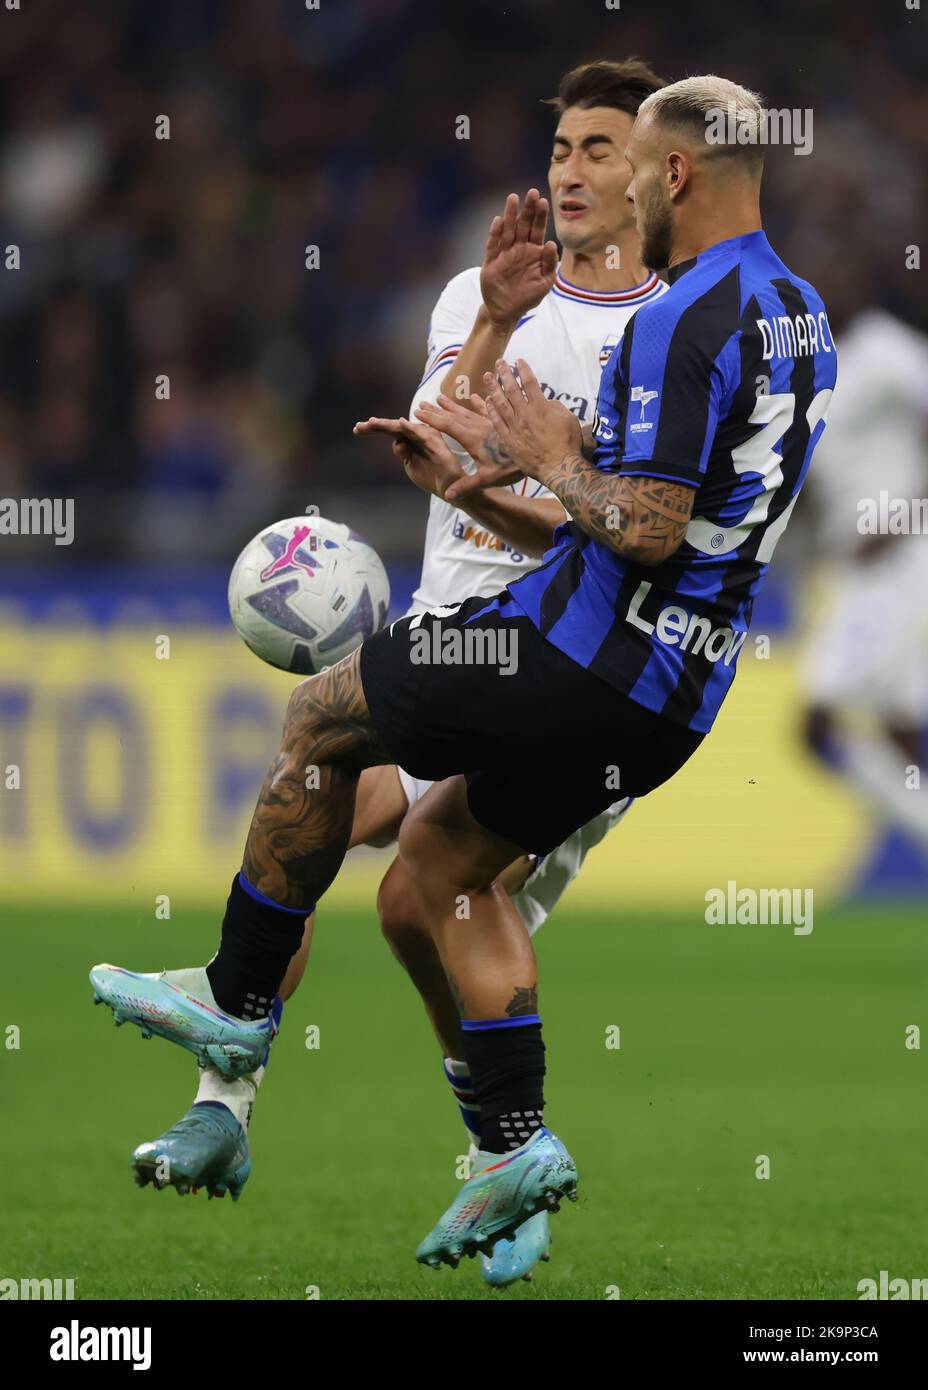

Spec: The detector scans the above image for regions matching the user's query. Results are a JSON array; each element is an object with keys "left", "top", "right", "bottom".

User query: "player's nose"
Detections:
[{"left": 558, "top": 171, "right": 586, "bottom": 202}]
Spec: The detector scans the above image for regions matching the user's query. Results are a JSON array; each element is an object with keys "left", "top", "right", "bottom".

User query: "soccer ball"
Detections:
[{"left": 228, "top": 514, "right": 391, "bottom": 674}]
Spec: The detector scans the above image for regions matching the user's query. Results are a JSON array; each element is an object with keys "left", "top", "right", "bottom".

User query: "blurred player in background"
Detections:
[
  {"left": 799, "top": 278, "right": 928, "bottom": 850},
  {"left": 102, "top": 59, "right": 668, "bottom": 1287}
]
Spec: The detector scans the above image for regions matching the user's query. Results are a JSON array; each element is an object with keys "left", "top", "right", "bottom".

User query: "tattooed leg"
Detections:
[
  {"left": 243, "top": 646, "right": 391, "bottom": 908},
  {"left": 396, "top": 776, "right": 538, "bottom": 1021},
  {"left": 199, "top": 647, "right": 392, "bottom": 1019}
]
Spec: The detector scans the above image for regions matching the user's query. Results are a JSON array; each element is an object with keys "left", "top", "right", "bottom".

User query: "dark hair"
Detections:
[{"left": 546, "top": 58, "right": 668, "bottom": 119}]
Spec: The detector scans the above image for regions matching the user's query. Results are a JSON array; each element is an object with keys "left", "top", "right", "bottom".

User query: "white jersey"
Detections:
[
  {"left": 800, "top": 310, "right": 928, "bottom": 720},
  {"left": 408, "top": 264, "right": 667, "bottom": 610},
  {"left": 805, "top": 309, "right": 928, "bottom": 558}
]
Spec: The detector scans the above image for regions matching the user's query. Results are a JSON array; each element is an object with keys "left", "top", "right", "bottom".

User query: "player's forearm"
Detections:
[
  {"left": 538, "top": 452, "right": 693, "bottom": 566},
  {"left": 456, "top": 491, "right": 565, "bottom": 559},
  {"left": 439, "top": 305, "right": 515, "bottom": 403}
]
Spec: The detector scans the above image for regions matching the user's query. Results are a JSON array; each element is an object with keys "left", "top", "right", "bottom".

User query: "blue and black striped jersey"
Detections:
[{"left": 506, "top": 230, "right": 837, "bottom": 733}]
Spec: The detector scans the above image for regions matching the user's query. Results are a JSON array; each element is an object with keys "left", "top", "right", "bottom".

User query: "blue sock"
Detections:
[
  {"left": 461, "top": 1016, "right": 546, "bottom": 1154},
  {"left": 206, "top": 872, "right": 311, "bottom": 1019}
]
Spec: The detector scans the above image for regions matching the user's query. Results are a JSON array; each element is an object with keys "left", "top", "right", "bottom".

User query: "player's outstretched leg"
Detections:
[
  {"left": 394, "top": 778, "right": 579, "bottom": 1269},
  {"left": 90, "top": 649, "right": 390, "bottom": 1072},
  {"left": 124, "top": 762, "right": 411, "bottom": 1201},
  {"left": 378, "top": 854, "right": 552, "bottom": 1284}
]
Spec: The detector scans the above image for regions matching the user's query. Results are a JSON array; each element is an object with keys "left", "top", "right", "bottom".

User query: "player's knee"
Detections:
[{"left": 377, "top": 863, "right": 428, "bottom": 959}]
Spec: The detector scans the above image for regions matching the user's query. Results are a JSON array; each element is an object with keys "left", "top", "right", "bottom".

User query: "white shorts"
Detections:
[
  {"left": 800, "top": 541, "right": 928, "bottom": 724},
  {"left": 396, "top": 766, "right": 632, "bottom": 934}
]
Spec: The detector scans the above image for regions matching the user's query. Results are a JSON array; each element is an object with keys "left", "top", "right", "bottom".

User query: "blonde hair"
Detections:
[{"left": 638, "top": 75, "right": 766, "bottom": 169}]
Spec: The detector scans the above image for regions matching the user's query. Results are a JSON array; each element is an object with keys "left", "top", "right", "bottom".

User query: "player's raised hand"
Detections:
[
  {"left": 415, "top": 393, "right": 524, "bottom": 499},
  {"left": 353, "top": 415, "right": 464, "bottom": 500},
  {"left": 479, "top": 358, "right": 582, "bottom": 487},
  {"left": 480, "top": 190, "right": 559, "bottom": 332}
]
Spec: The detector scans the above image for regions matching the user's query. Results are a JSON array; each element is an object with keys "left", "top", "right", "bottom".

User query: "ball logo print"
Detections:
[
  {"left": 258, "top": 524, "right": 323, "bottom": 583},
  {"left": 228, "top": 515, "right": 390, "bottom": 674}
]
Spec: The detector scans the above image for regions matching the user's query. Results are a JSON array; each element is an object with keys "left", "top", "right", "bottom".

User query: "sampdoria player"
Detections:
[
  {"left": 91, "top": 75, "right": 836, "bottom": 1272},
  {"left": 95, "top": 59, "right": 669, "bottom": 1288},
  {"left": 798, "top": 284, "right": 928, "bottom": 852}
]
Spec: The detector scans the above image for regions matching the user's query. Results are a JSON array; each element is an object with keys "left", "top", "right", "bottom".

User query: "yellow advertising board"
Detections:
[{"left": 0, "top": 621, "right": 867, "bottom": 912}]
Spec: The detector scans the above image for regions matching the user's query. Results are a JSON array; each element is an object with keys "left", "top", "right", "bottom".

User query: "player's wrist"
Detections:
[
  {"left": 477, "top": 302, "right": 519, "bottom": 338},
  {"left": 529, "top": 447, "right": 572, "bottom": 486}
]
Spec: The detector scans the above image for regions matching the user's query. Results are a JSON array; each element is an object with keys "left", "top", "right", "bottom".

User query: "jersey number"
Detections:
[{"left": 685, "top": 388, "right": 832, "bottom": 561}]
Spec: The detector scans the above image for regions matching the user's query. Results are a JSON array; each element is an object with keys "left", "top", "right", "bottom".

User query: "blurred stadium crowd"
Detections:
[{"left": 0, "top": 0, "right": 924, "bottom": 560}]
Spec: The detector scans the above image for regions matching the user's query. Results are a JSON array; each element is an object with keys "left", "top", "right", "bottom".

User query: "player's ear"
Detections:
[{"left": 667, "top": 150, "right": 691, "bottom": 199}]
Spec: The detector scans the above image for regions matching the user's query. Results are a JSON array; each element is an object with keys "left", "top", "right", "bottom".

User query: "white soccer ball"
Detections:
[{"left": 228, "top": 514, "right": 391, "bottom": 674}]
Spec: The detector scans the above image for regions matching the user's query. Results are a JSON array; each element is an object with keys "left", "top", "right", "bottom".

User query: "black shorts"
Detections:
[{"left": 359, "top": 593, "right": 705, "bottom": 855}]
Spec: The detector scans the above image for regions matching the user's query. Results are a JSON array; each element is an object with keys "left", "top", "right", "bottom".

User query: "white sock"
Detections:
[
  {"left": 443, "top": 1056, "right": 482, "bottom": 1151},
  {"left": 161, "top": 966, "right": 218, "bottom": 1007},
  {"left": 163, "top": 966, "right": 271, "bottom": 1129},
  {"left": 195, "top": 1064, "right": 267, "bottom": 1131}
]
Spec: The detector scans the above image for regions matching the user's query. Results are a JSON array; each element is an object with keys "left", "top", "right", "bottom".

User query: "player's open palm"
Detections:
[{"left": 480, "top": 189, "right": 559, "bottom": 329}]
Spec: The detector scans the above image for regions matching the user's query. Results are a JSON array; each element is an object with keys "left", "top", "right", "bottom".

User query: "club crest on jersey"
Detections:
[
  {"left": 599, "top": 334, "right": 620, "bottom": 368},
  {"left": 629, "top": 385, "right": 658, "bottom": 432}
]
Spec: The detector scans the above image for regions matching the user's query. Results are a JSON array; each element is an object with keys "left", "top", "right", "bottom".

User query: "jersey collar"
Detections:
[
  {"left": 553, "top": 268, "right": 663, "bottom": 304},
  {"left": 667, "top": 229, "right": 770, "bottom": 284}
]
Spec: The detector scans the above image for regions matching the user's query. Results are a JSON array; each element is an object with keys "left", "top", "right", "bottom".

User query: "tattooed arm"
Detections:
[
  {"left": 534, "top": 452, "right": 694, "bottom": 566},
  {"left": 475, "top": 358, "right": 695, "bottom": 565}
]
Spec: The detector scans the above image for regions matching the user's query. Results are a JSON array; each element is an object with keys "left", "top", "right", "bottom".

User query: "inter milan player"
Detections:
[
  {"left": 91, "top": 75, "right": 835, "bottom": 1269},
  {"left": 95, "top": 59, "right": 668, "bottom": 1288}
]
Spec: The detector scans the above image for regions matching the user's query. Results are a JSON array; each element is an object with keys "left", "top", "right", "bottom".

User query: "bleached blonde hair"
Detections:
[{"left": 638, "top": 75, "right": 766, "bottom": 170}]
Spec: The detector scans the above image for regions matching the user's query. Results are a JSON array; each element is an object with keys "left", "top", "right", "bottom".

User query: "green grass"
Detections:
[{"left": 1, "top": 901, "right": 926, "bottom": 1299}]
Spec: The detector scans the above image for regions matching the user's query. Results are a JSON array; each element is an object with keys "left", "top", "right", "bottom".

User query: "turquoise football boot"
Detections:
[
  {"left": 416, "top": 1128, "right": 577, "bottom": 1269},
  {"left": 89, "top": 964, "right": 274, "bottom": 1078},
  {"left": 481, "top": 1210, "right": 551, "bottom": 1286},
  {"left": 132, "top": 1103, "right": 251, "bottom": 1200}
]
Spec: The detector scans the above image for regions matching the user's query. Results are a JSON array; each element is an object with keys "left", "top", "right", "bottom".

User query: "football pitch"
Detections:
[{"left": 2, "top": 901, "right": 925, "bottom": 1301}]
